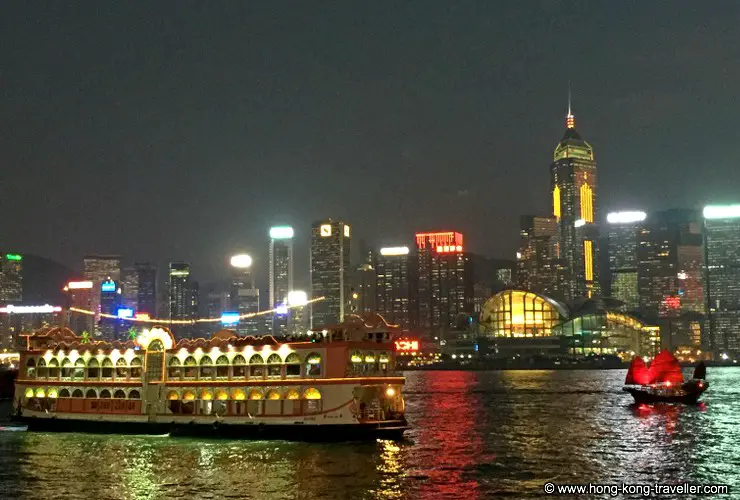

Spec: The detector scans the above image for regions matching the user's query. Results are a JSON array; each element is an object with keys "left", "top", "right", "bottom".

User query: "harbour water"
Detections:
[{"left": 1, "top": 368, "right": 738, "bottom": 499}]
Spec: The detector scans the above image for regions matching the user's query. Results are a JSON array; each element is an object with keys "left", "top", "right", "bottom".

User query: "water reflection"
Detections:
[{"left": 1, "top": 369, "right": 740, "bottom": 499}]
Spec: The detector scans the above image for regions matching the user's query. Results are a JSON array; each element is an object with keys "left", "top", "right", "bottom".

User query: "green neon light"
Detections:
[{"left": 5, "top": 254, "right": 22, "bottom": 261}]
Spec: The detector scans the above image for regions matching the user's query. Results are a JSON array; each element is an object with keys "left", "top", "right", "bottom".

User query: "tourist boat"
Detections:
[
  {"left": 623, "top": 350, "right": 708, "bottom": 404},
  {"left": 12, "top": 314, "right": 408, "bottom": 440}
]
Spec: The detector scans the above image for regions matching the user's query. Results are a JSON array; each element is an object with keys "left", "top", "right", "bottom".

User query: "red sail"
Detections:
[
  {"left": 625, "top": 357, "right": 650, "bottom": 385},
  {"left": 648, "top": 350, "right": 684, "bottom": 385}
]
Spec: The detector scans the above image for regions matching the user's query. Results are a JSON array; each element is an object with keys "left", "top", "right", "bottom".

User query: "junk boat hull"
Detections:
[{"left": 623, "top": 381, "right": 708, "bottom": 405}]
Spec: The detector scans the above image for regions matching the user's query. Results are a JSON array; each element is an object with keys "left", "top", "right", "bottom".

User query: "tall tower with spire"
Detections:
[{"left": 550, "top": 95, "right": 600, "bottom": 300}]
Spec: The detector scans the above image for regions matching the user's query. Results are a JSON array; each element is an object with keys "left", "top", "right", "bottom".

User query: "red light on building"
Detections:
[
  {"left": 416, "top": 232, "right": 464, "bottom": 252},
  {"left": 663, "top": 296, "right": 681, "bottom": 310},
  {"left": 394, "top": 339, "right": 419, "bottom": 352}
]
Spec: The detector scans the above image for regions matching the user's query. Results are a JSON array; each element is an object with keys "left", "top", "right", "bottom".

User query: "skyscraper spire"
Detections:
[{"left": 566, "top": 83, "right": 575, "bottom": 129}]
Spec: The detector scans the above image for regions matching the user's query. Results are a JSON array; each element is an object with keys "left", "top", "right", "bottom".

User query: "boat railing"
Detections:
[{"left": 359, "top": 408, "right": 385, "bottom": 421}]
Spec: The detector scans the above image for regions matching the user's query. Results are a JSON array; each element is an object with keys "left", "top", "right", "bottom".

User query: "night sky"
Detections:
[{"left": 2, "top": 2, "right": 739, "bottom": 289}]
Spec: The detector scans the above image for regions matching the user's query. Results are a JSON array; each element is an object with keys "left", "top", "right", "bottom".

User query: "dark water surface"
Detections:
[{"left": 1, "top": 369, "right": 738, "bottom": 499}]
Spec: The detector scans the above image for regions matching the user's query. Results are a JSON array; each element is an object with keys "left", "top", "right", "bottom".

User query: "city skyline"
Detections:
[{"left": 2, "top": 3, "right": 740, "bottom": 286}]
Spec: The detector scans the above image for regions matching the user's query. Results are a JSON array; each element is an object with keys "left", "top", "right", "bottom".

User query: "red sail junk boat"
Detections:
[{"left": 623, "top": 350, "right": 708, "bottom": 404}]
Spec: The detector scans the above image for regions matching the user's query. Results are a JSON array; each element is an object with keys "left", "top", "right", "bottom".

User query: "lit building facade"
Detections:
[
  {"left": 135, "top": 263, "right": 157, "bottom": 317},
  {"left": 353, "top": 263, "right": 377, "bottom": 315},
  {"left": 704, "top": 205, "right": 740, "bottom": 353},
  {"left": 479, "top": 289, "right": 659, "bottom": 358},
  {"left": 637, "top": 209, "right": 705, "bottom": 348},
  {"left": 416, "top": 232, "right": 473, "bottom": 335},
  {"left": 375, "top": 247, "right": 416, "bottom": 329},
  {"left": 516, "top": 216, "right": 564, "bottom": 298},
  {"left": 606, "top": 211, "right": 646, "bottom": 312},
  {"left": 550, "top": 106, "right": 600, "bottom": 300},
  {"left": 64, "top": 281, "right": 95, "bottom": 335},
  {"left": 0, "top": 253, "right": 23, "bottom": 303},
  {"left": 310, "top": 220, "right": 351, "bottom": 327}
]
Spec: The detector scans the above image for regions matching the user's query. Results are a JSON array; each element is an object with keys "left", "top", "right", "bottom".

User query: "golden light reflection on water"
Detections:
[{"left": 373, "top": 439, "right": 404, "bottom": 499}]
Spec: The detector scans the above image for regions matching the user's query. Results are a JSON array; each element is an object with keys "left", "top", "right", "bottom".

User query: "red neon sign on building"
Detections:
[
  {"left": 394, "top": 339, "right": 420, "bottom": 352},
  {"left": 415, "top": 232, "right": 464, "bottom": 253}
]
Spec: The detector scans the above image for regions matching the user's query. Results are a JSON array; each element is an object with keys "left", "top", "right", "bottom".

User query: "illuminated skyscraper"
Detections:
[
  {"left": 269, "top": 227, "right": 294, "bottom": 336},
  {"left": 416, "top": 232, "right": 473, "bottom": 335},
  {"left": 134, "top": 262, "right": 157, "bottom": 316},
  {"left": 550, "top": 103, "right": 600, "bottom": 300},
  {"left": 310, "top": 219, "right": 351, "bottom": 327},
  {"left": 121, "top": 267, "right": 139, "bottom": 310},
  {"left": 0, "top": 253, "right": 23, "bottom": 303},
  {"left": 606, "top": 211, "right": 646, "bottom": 311},
  {"left": 229, "top": 254, "right": 261, "bottom": 335},
  {"left": 99, "top": 278, "right": 120, "bottom": 341},
  {"left": 269, "top": 226, "right": 294, "bottom": 308},
  {"left": 64, "top": 281, "right": 95, "bottom": 334},
  {"left": 353, "top": 262, "right": 377, "bottom": 315},
  {"left": 703, "top": 204, "right": 740, "bottom": 353},
  {"left": 168, "top": 262, "right": 198, "bottom": 337},
  {"left": 84, "top": 254, "right": 121, "bottom": 333},
  {"left": 376, "top": 247, "right": 416, "bottom": 329}
]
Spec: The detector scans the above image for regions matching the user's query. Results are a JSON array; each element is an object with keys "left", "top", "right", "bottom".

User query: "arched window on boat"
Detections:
[
  {"left": 47, "top": 358, "right": 59, "bottom": 379},
  {"left": 215, "top": 389, "right": 229, "bottom": 400},
  {"left": 305, "top": 353, "right": 321, "bottom": 377},
  {"left": 101, "top": 358, "right": 114, "bottom": 379},
  {"left": 166, "top": 390, "right": 181, "bottom": 414},
  {"left": 24, "top": 388, "right": 34, "bottom": 398},
  {"left": 247, "top": 389, "right": 263, "bottom": 416},
  {"left": 85, "top": 389, "right": 97, "bottom": 398},
  {"left": 282, "top": 388, "right": 301, "bottom": 416},
  {"left": 231, "top": 388, "right": 247, "bottom": 415},
  {"left": 183, "top": 356, "right": 198, "bottom": 379},
  {"left": 130, "top": 358, "right": 143, "bottom": 378},
  {"left": 199, "top": 389, "right": 214, "bottom": 415},
  {"left": 61, "top": 358, "right": 73, "bottom": 379},
  {"left": 364, "top": 353, "right": 377, "bottom": 374},
  {"left": 168, "top": 357, "right": 182, "bottom": 380},
  {"left": 25, "top": 358, "right": 36, "bottom": 378},
  {"left": 199, "top": 355, "right": 214, "bottom": 380},
  {"left": 232, "top": 355, "right": 247, "bottom": 378},
  {"left": 128, "top": 390, "right": 140, "bottom": 400},
  {"left": 264, "top": 389, "right": 281, "bottom": 415},
  {"left": 267, "top": 354, "right": 282, "bottom": 378},
  {"left": 249, "top": 354, "right": 265, "bottom": 378},
  {"left": 285, "top": 389, "right": 300, "bottom": 400},
  {"left": 215, "top": 355, "right": 230, "bottom": 379},
  {"left": 72, "top": 389, "right": 84, "bottom": 398},
  {"left": 113, "top": 389, "right": 126, "bottom": 399},
  {"left": 181, "top": 390, "right": 196, "bottom": 415},
  {"left": 100, "top": 389, "right": 112, "bottom": 399},
  {"left": 87, "top": 358, "right": 100, "bottom": 379},
  {"left": 285, "top": 353, "right": 301, "bottom": 377},
  {"left": 59, "top": 388, "right": 71, "bottom": 398},
  {"left": 35, "top": 388, "right": 45, "bottom": 398},
  {"left": 350, "top": 351, "right": 363, "bottom": 374},
  {"left": 36, "top": 358, "right": 47, "bottom": 379},
  {"left": 379, "top": 353, "right": 390, "bottom": 373},
  {"left": 47, "top": 388, "right": 59, "bottom": 399},
  {"left": 73, "top": 359, "right": 86, "bottom": 380},
  {"left": 115, "top": 358, "right": 129, "bottom": 380},
  {"left": 302, "top": 387, "right": 322, "bottom": 414}
]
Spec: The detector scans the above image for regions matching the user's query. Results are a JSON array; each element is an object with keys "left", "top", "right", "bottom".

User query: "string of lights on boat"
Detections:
[{"left": 62, "top": 297, "right": 324, "bottom": 324}]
